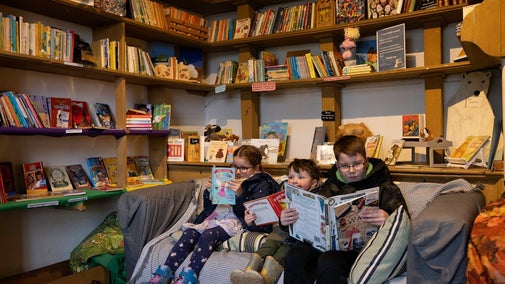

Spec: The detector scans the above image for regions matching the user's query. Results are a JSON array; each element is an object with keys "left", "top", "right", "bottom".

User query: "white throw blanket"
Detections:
[{"left": 398, "top": 178, "right": 481, "bottom": 219}]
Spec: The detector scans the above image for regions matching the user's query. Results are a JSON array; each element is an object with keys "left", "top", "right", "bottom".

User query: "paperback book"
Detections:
[
  {"left": 365, "top": 135, "right": 383, "bottom": 158},
  {"left": 167, "top": 138, "right": 185, "bottom": 162},
  {"left": 65, "top": 164, "right": 92, "bottom": 189},
  {"left": 285, "top": 183, "right": 379, "bottom": 252},
  {"left": 206, "top": 140, "right": 229, "bottom": 163},
  {"left": 152, "top": 104, "right": 171, "bottom": 130},
  {"left": 87, "top": 157, "right": 110, "bottom": 188},
  {"left": 384, "top": 139, "right": 405, "bottom": 166},
  {"left": 260, "top": 122, "right": 288, "bottom": 161},
  {"left": 243, "top": 191, "right": 286, "bottom": 225},
  {"left": 45, "top": 165, "right": 74, "bottom": 192},
  {"left": 23, "top": 161, "right": 48, "bottom": 196},
  {"left": 446, "top": 136, "right": 490, "bottom": 168},
  {"left": 211, "top": 167, "right": 236, "bottom": 205},
  {"left": 94, "top": 102, "right": 115, "bottom": 129}
]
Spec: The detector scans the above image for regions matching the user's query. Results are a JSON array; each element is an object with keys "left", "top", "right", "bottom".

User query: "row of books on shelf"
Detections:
[
  {"left": 0, "top": 155, "right": 162, "bottom": 204},
  {"left": 0, "top": 91, "right": 172, "bottom": 131}
]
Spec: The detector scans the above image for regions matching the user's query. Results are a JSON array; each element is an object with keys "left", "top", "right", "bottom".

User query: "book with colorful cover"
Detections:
[
  {"left": 206, "top": 140, "right": 229, "bottom": 163},
  {"left": 50, "top": 97, "right": 73, "bottom": 128},
  {"left": 87, "top": 157, "right": 110, "bottom": 188},
  {"left": 23, "top": 161, "right": 48, "bottom": 196},
  {"left": 71, "top": 100, "right": 93, "bottom": 128},
  {"left": 44, "top": 165, "right": 74, "bottom": 192},
  {"left": 243, "top": 191, "right": 286, "bottom": 225},
  {"left": 103, "top": 157, "right": 118, "bottom": 185},
  {"left": 384, "top": 139, "right": 405, "bottom": 166},
  {"left": 260, "top": 122, "right": 288, "bottom": 161},
  {"left": 235, "top": 62, "right": 250, "bottom": 83},
  {"left": 447, "top": 136, "right": 490, "bottom": 164},
  {"left": 233, "top": 17, "right": 251, "bottom": 39},
  {"left": 0, "top": 162, "right": 16, "bottom": 196},
  {"left": 365, "top": 135, "right": 383, "bottom": 158},
  {"left": 167, "top": 138, "right": 185, "bottom": 162},
  {"left": 244, "top": 138, "right": 280, "bottom": 164},
  {"left": 94, "top": 102, "right": 115, "bottom": 129},
  {"left": 336, "top": 0, "right": 366, "bottom": 24},
  {"left": 356, "top": 38, "right": 378, "bottom": 72},
  {"left": 152, "top": 104, "right": 171, "bottom": 130},
  {"left": 211, "top": 167, "right": 236, "bottom": 205},
  {"left": 133, "top": 156, "right": 156, "bottom": 181},
  {"left": 402, "top": 114, "right": 425, "bottom": 139},
  {"left": 65, "top": 164, "right": 92, "bottom": 189},
  {"left": 311, "top": 126, "right": 327, "bottom": 161}
]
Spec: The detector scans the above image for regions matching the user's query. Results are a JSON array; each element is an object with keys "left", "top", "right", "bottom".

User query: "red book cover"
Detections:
[
  {"left": 243, "top": 191, "right": 286, "bottom": 225},
  {"left": 71, "top": 100, "right": 93, "bottom": 128},
  {"left": 50, "top": 97, "right": 72, "bottom": 128},
  {"left": 23, "top": 161, "right": 48, "bottom": 196}
]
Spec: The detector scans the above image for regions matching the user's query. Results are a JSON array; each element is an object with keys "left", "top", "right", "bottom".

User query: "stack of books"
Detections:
[
  {"left": 126, "top": 108, "right": 152, "bottom": 130},
  {"left": 342, "top": 64, "right": 373, "bottom": 75}
]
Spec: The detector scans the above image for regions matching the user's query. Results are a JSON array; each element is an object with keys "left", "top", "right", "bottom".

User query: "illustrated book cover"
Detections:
[
  {"left": 260, "top": 122, "right": 288, "bottom": 162},
  {"left": 368, "top": 0, "right": 403, "bottom": 18},
  {"left": 317, "top": 144, "right": 336, "bottom": 165},
  {"left": 186, "top": 135, "right": 201, "bottom": 162},
  {"left": 23, "top": 161, "right": 48, "bottom": 196},
  {"left": 45, "top": 165, "right": 74, "bottom": 192},
  {"left": 377, "top": 23, "right": 406, "bottom": 72},
  {"left": 50, "top": 97, "right": 72, "bottom": 128},
  {"left": 133, "top": 156, "right": 156, "bottom": 181},
  {"left": 402, "top": 114, "right": 425, "bottom": 139},
  {"left": 285, "top": 183, "right": 379, "bottom": 252},
  {"left": 384, "top": 139, "right": 405, "bottom": 166},
  {"left": 71, "top": 100, "right": 93, "bottom": 128},
  {"left": 310, "top": 126, "right": 327, "bottom": 161},
  {"left": 365, "top": 135, "right": 383, "bottom": 158},
  {"left": 65, "top": 164, "right": 92, "bottom": 189},
  {"left": 206, "top": 140, "right": 229, "bottom": 163},
  {"left": 356, "top": 38, "right": 378, "bottom": 72},
  {"left": 102, "top": 157, "right": 118, "bottom": 185},
  {"left": 211, "top": 167, "right": 236, "bottom": 205},
  {"left": 0, "top": 162, "right": 16, "bottom": 196},
  {"left": 152, "top": 104, "right": 171, "bottom": 130},
  {"left": 235, "top": 62, "right": 250, "bottom": 83},
  {"left": 233, "top": 17, "right": 251, "bottom": 39},
  {"left": 243, "top": 191, "right": 286, "bottom": 225},
  {"left": 446, "top": 136, "right": 490, "bottom": 166},
  {"left": 316, "top": 0, "right": 336, "bottom": 28},
  {"left": 28, "top": 95, "right": 51, "bottom": 128},
  {"left": 336, "top": 0, "right": 366, "bottom": 24},
  {"left": 167, "top": 138, "right": 185, "bottom": 162},
  {"left": 242, "top": 138, "right": 280, "bottom": 164},
  {"left": 94, "top": 102, "right": 115, "bottom": 129},
  {"left": 87, "top": 157, "right": 110, "bottom": 188}
]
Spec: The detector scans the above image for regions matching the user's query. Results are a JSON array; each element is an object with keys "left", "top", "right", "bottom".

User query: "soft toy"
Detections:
[
  {"left": 335, "top": 122, "right": 373, "bottom": 143},
  {"left": 340, "top": 27, "right": 360, "bottom": 62},
  {"left": 204, "top": 124, "right": 222, "bottom": 142}
]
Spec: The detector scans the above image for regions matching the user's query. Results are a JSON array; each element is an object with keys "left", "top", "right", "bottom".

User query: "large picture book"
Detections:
[
  {"left": 206, "top": 140, "right": 229, "bottom": 163},
  {"left": 94, "top": 102, "right": 115, "bottom": 129},
  {"left": 50, "top": 97, "right": 73, "bottom": 128},
  {"left": 260, "top": 122, "right": 288, "bottom": 162},
  {"left": 285, "top": 183, "right": 379, "bottom": 252},
  {"left": 45, "top": 165, "right": 74, "bottom": 192},
  {"left": 87, "top": 157, "right": 110, "bottom": 188},
  {"left": 446, "top": 136, "right": 490, "bottom": 168},
  {"left": 23, "top": 161, "right": 48, "bottom": 196},
  {"left": 402, "top": 114, "right": 425, "bottom": 139},
  {"left": 133, "top": 156, "right": 156, "bottom": 182},
  {"left": 243, "top": 191, "right": 286, "bottom": 225},
  {"left": 336, "top": 0, "right": 366, "bottom": 24},
  {"left": 186, "top": 135, "right": 201, "bottom": 162},
  {"left": 65, "top": 164, "right": 92, "bottom": 189},
  {"left": 152, "top": 104, "right": 171, "bottom": 130},
  {"left": 377, "top": 23, "right": 406, "bottom": 72},
  {"left": 211, "top": 167, "right": 236, "bottom": 205},
  {"left": 167, "top": 138, "right": 185, "bottom": 162},
  {"left": 384, "top": 139, "right": 405, "bottom": 166},
  {"left": 243, "top": 138, "right": 280, "bottom": 164},
  {"left": 102, "top": 157, "right": 118, "bottom": 185},
  {"left": 71, "top": 100, "right": 93, "bottom": 128}
]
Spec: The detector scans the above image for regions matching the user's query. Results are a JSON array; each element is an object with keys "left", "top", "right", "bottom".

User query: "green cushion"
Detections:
[{"left": 349, "top": 205, "right": 410, "bottom": 284}]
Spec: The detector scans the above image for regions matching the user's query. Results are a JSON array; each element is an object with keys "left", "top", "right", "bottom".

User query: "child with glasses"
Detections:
[
  {"left": 147, "top": 145, "right": 280, "bottom": 284},
  {"left": 283, "top": 135, "right": 407, "bottom": 284},
  {"left": 230, "top": 158, "right": 322, "bottom": 284}
]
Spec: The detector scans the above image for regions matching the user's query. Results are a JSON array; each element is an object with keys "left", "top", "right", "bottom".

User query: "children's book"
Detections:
[
  {"left": 71, "top": 100, "right": 93, "bottom": 128},
  {"left": 0, "top": 162, "right": 16, "bottom": 196},
  {"left": 317, "top": 144, "right": 336, "bottom": 165},
  {"left": 446, "top": 136, "right": 490, "bottom": 169},
  {"left": 243, "top": 191, "right": 286, "bottom": 225},
  {"left": 310, "top": 126, "right": 327, "bottom": 161},
  {"left": 50, "top": 97, "right": 72, "bottom": 128},
  {"left": 44, "top": 165, "right": 74, "bottom": 192},
  {"left": 234, "top": 62, "right": 250, "bottom": 83},
  {"left": 29, "top": 95, "right": 51, "bottom": 128},
  {"left": 167, "top": 138, "right": 185, "bottom": 162},
  {"left": 384, "top": 139, "right": 405, "bottom": 166},
  {"left": 356, "top": 38, "right": 378, "bottom": 72},
  {"left": 133, "top": 156, "right": 156, "bottom": 181},
  {"left": 152, "top": 104, "right": 171, "bottom": 130},
  {"left": 243, "top": 139, "right": 280, "bottom": 164},
  {"left": 23, "top": 161, "right": 48, "bottom": 196},
  {"left": 233, "top": 18, "right": 251, "bottom": 39},
  {"left": 206, "top": 140, "right": 229, "bottom": 163},
  {"left": 65, "top": 164, "right": 92, "bottom": 189},
  {"left": 87, "top": 157, "right": 110, "bottom": 188},
  {"left": 260, "top": 122, "right": 288, "bottom": 161},
  {"left": 365, "top": 135, "right": 383, "bottom": 158},
  {"left": 211, "top": 167, "right": 236, "bottom": 205},
  {"left": 285, "top": 183, "right": 379, "bottom": 252},
  {"left": 186, "top": 135, "right": 201, "bottom": 162},
  {"left": 402, "top": 114, "right": 425, "bottom": 139},
  {"left": 336, "top": 0, "right": 366, "bottom": 24},
  {"left": 102, "top": 157, "right": 118, "bottom": 185},
  {"left": 94, "top": 102, "right": 115, "bottom": 129}
]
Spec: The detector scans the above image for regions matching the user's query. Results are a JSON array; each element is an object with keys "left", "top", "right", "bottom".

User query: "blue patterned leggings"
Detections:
[{"left": 164, "top": 227, "right": 230, "bottom": 275}]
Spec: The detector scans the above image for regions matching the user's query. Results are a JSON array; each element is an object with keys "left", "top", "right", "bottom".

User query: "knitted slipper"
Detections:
[
  {"left": 244, "top": 269, "right": 265, "bottom": 284},
  {"left": 230, "top": 269, "right": 246, "bottom": 284}
]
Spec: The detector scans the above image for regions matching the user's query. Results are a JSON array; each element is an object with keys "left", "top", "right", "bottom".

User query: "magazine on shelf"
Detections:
[{"left": 285, "top": 183, "right": 379, "bottom": 252}]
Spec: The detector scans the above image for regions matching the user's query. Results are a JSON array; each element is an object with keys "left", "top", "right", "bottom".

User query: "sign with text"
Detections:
[{"left": 252, "top": 82, "right": 276, "bottom": 92}]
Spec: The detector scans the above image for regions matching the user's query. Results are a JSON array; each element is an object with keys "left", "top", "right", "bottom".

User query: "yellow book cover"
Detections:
[
  {"left": 448, "top": 136, "right": 490, "bottom": 162},
  {"left": 305, "top": 53, "right": 317, "bottom": 78}
]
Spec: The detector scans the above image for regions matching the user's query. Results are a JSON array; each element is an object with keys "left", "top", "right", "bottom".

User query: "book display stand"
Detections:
[
  {"left": 446, "top": 140, "right": 489, "bottom": 169},
  {"left": 404, "top": 137, "right": 453, "bottom": 167}
]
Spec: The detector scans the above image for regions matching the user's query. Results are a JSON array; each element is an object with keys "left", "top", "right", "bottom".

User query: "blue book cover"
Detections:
[
  {"left": 211, "top": 167, "right": 236, "bottom": 205},
  {"left": 260, "top": 122, "right": 288, "bottom": 160}
]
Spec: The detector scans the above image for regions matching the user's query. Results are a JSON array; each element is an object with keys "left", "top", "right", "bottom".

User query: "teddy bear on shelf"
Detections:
[{"left": 340, "top": 27, "right": 360, "bottom": 65}]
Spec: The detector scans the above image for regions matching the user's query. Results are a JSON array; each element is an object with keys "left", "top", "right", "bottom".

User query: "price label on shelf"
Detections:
[
  {"left": 252, "top": 82, "right": 276, "bottom": 92},
  {"left": 66, "top": 129, "right": 83, "bottom": 134}
]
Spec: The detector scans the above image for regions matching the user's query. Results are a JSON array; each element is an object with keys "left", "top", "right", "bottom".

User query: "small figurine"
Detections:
[{"left": 340, "top": 27, "right": 361, "bottom": 64}]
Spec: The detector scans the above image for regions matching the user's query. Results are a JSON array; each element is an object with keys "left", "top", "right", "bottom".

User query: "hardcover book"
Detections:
[
  {"left": 285, "top": 183, "right": 379, "bottom": 252},
  {"left": 71, "top": 100, "right": 93, "bottom": 128},
  {"left": 94, "top": 103, "right": 115, "bottom": 129},
  {"left": 23, "top": 161, "right": 48, "bottom": 196},
  {"left": 356, "top": 38, "right": 378, "bottom": 72},
  {"left": 310, "top": 126, "right": 328, "bottom": 161},
  {"left": 103, "top": 157, "right": 118, "bottom": 185},
  {"left": 152, "top": 104, "right": 171, "bottom": 130},
  {"left": 206, "top": 140, "right": 229, "bottom": 163},
  {"left": 235, "top": 62, "right": 250, "bottom": 83},
  {"left": 50, "top": 97, "right": 73, "bottom": 128},
  {"left": 336, "top": 0, "right": 366, "bottom": 24},
  {"left": 233, "top": 18, "right": 251, "bottom": 39},
  {"left": 243, "top": 191, "right": 286, "bottom": 225},
  {"left": 260, "top": 122, "right": 288, "bottom": 161},
  {"left": 167, "top": 138, "right": 185, "bottom": 162},
  {"left": 0, "top": 162, "right": 16, "bottom": 196},
  {"left": 368, "top": 0, "right": 403, "bottom": 18},
  {"left": 87, "top": 157, "right": 110, "bottom": 188},
  {"left": 316, "top": 0, "right": 336, "bottom": 27},
  {"left": 45, "top": 166, "right": 74, "bottom": 192},
  {"left": 402, "top": 114, "right": 425, "bottom": 139},
  {"left": 243, "top": 138, "right": 280, "bottom": 164},
  {"left": 211, "top": 167, "right": 236, "bottom": 205},
  {"left": 377, "top": 23, "right": 406, "bottom": 72},
  {"left": 65, "top": 164, "right": 92, "bottom": 189},
  {"left": 317, "top": 144, "right": 336, "bottom": 165},
  {"left": 186, "top": 135, "right": 201, "bottom": 162},
  {"left": 384, "top": 139, "right": 405, "bottom": 166}
]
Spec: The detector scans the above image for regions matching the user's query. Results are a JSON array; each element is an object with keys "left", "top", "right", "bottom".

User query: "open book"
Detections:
[
  {"left": 243, "top": 191, "right": 286, "bottom": 225},
  {"left": 285, "top": 183, "right": 379, "bottom": 252}
]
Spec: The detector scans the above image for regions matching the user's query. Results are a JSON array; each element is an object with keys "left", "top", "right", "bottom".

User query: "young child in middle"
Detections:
[
  {"left": 147, "top": 145, "right": 280, "bottom": 284},
  {"left": 230, "top": 158, "right": 322, "bottom": 284}
]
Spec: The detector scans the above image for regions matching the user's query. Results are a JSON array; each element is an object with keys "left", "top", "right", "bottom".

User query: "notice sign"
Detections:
[
  {"left": 252, "top": 81, "right": 276, "bottom": 92},
  {"left": 377, "top": 23, "right": 406, "bottom": 72}
]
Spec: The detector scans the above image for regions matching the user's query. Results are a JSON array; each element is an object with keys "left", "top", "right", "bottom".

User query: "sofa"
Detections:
[{"left": 117, "top": 178, "right": 486, "bottom": 284}]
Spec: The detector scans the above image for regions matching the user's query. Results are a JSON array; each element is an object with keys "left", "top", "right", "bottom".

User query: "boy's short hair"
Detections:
[
  {"left": 288, "top": 158, "right": 320, "bottom": 181},
  {"left": 333, "top": 135, "right": 367, "bottom": 159}
]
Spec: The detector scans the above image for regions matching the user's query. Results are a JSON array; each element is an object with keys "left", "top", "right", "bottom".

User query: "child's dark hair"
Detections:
[
  {"left": 288, "top": 158, "right": 320, "bottom": 181},
  {"left": 234, "top": 145, "right": 263, "bottom": 169},
  {"left": 333, "top": 135, "right": 367, "bottom": 159}
]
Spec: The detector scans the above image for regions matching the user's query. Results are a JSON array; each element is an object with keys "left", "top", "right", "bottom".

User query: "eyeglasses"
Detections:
[
  {"left": 232, "top": 165, "right": 252, "bottom": 173},
  {"left": 337, "top": 161, "right": 366, "bottom": 172}
]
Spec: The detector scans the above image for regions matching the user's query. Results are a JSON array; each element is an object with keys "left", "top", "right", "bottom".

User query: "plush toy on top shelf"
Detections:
[{"left": 340, "top": 27, "right": 360, "bottom": 66}]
